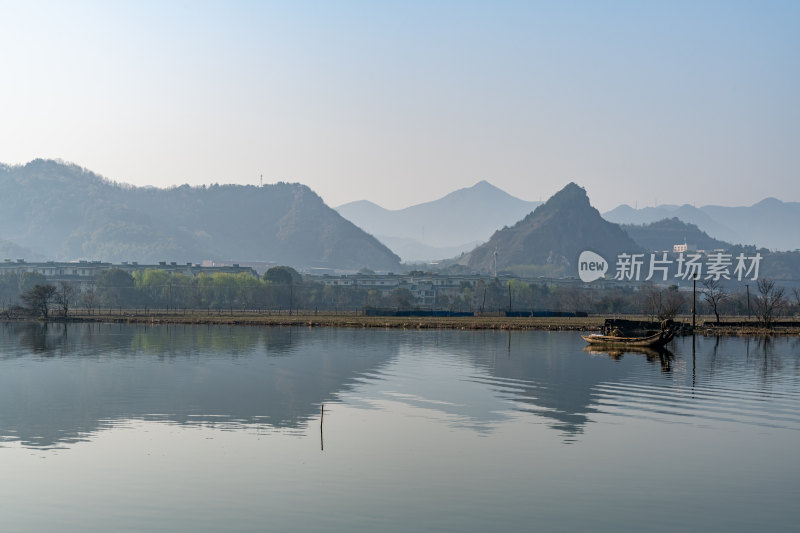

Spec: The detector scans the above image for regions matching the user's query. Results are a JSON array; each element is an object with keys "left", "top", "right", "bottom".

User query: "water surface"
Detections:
[{"left": 1, "top": 323, "right": 798, "bottom": 532}]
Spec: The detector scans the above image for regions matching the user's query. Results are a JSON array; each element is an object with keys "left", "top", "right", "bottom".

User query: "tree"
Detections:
[
  {"left": 641, "top": 283, "right": 660, "bottom": 320},
  {"left": 20, "top": 284, "right": 57, "bottom": 319},
  {"left": 366, "top": 289, "right": 382, "bottom": 308},
  {"left": 701, "top": 278, "right": 728, "bottom": 325},
  {"left": 195, "top": 273, "right": 214, "bottom": 308},
  {"left": 659, "top": 285, "right": 685, "bottom": 320},
  {"left": 754, "top": 278, "right": 785, "bottom": 327},
  {"left": 235, "top": 272, "right": 264, "bottom": 310},
  {"left": 389, "top": 288, "right": 414, "bottom": 308},
  {"left": 483, "top": 278, "right": 506, "bottom": 311},
  {"left": 0, "top": 272, "right": 20, "bottom": 309},
  {"left": 642, "top": 283, "right": 684, "bottom": 320},
  {"left": 436, "top": 292, "right": 451, "bottom": 309},
  {"left": 134, "top": 269, "right": 172, "bottom": 308},
  {"left": 213, "top": 273, "right": 239, "bottom": 312},
  {"left": 96, "top": 268, "right": 135, "bottom": 308},
  {"left": 82, "top": 284, "right": 97, "bottom": 314},
  {"left": 54, "top": 281, "right": 77, "bottom": 317},
  {"left": 264, "top": 266, "right": 300, "bottom": 285},
  {"left": 264, "top": 266, "right": 300, "bottom": 313}
]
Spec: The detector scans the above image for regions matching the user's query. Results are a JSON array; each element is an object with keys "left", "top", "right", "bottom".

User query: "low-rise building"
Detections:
[{"left": 0, "top": 259, "right": 257, "bottom": 287}]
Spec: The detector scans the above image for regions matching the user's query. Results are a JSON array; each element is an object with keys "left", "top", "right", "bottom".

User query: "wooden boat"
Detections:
[{"left": 582, "top": 327, "right": 676, "bottom": 348}]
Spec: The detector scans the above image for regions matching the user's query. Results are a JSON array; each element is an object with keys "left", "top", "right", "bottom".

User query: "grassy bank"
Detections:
[
  {"left": 14, "top": 310, "right": 798, "bottom": 335},
  {"left": 61, "top": 310, "right": 605, "bottom": 330}
]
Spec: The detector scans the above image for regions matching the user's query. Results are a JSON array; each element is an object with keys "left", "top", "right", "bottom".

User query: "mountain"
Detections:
[
  {"left": 460, "top": 183, "right": 639, "bottom": 275},
  {"left": 604, "top": 204, "right": 737, "bottom": 243},
  {"left": 0, "top": 240, "right": 43, "bottom": 262},
  {"left": 374, "top": 235, "right": 483, "bottom": 264},
  {"left": 604, "top": 199, "right": 800, "bottom": 251},
  {"left": 336, "top": 180, "right": 541, "bottom": 262},
  {"left": 702, "top": 198, "right": 800, "bottom": 251},
  {"left": 0, "top": 160, "right": 401, "bottom": 271},
  {"left": 621, "top": 218, "right": 731, "bottom": 252}
]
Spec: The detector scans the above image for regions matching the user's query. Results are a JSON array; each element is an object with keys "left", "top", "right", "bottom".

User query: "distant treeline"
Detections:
[{"left": 2, "top": 267, "right": 799, "bottom": 324}]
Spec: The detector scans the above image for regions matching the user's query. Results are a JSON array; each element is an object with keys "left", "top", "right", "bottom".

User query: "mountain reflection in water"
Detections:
[
  {"left": 0, "top": 323, "right": 798, "bottom": 450},
  {"left": 0, "top": 323, "right": 398, "bottom": 448}
]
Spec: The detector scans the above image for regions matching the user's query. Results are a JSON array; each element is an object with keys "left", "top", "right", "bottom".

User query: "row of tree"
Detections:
[{"left": 2, "top": 267, "right": 798, "bottom": 326}]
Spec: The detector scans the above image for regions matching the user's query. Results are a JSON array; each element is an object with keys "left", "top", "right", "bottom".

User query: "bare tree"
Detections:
[
  {"left": 20, "top": 284, "right": 57, "bottom": 319},
  {"left": 754, "top": 278, "right": 786, "bottom": 327},
  {"left": 641, "top": 283, "right": 684, "bottom": 320},
  {"left": 793, "top": 287, "right": 800, "bottom": 316},
  {"left": 701, "top": 278, "right": 728, "bottom": 325},
  {"left": 55, "top": 281, "right": 76, "bottom": 318},
  {"left": 560, "top": 287, "right": 587, "bottom": 313},
  {"left": 659, "top": 285, "right": 685, "bottom": 320},
  {"left": 82, "top": 284, "right": 97, "bottom": 315},
  {"left": 641, "top": 282, "right": 661, "bottom": 320}
]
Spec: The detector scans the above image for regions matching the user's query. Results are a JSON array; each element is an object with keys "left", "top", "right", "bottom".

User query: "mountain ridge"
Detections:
[
  {"left": 336, "top": 180, "right": 542, "bottom": 262},
  {"left": 604, "top": 198, "right": 800, "bottom": 251},
  {"left": 0, "top": 159, "right": 401, "bottom": 271}
]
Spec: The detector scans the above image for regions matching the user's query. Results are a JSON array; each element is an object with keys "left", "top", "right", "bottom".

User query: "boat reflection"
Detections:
[{"left": 583, "top": 345, "right": 675, "bottom": 373}]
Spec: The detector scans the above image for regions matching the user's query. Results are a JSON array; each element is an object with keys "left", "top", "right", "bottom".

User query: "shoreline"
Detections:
[{"left": 4, "top": 311, "right": 799, "bottom": 335}]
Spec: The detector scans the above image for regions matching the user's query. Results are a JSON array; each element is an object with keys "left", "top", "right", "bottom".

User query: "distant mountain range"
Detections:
[
  {"left": 339, "top": 180, "right": 799, "bottom": 263},
  {"left": 604, "top": 199, "right": 800, "bottom": 251},
  {"left": 5, "top": 159, "right": 797, "bottom": 278},
  {"left": 441, "top": 183, "right": 800, "bottom": 282},
  {"left": 0, "top": 160, "right": 401, "bottom": 271},
  {"left": 458, "top": 183, "right": 640, "bottom": 276},
  {"left": 336, "top": 181, "right": 541, "bottom": 262}
]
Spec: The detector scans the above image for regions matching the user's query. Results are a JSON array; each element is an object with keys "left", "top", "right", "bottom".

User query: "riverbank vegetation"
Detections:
[{"left": 2, "top": 266, "right": 798, "bottom": 332}]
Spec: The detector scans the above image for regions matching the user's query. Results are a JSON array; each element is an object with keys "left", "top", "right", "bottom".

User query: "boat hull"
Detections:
[{"left": 582, "top": 329, "right": 676, "bottom": 348}]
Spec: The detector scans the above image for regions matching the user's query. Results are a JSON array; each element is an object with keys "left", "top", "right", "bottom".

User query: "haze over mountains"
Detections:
[
  {"left": 340, "top": 180, "right": 799, "bottom": 266},
  {"left": 3, "top": 159, "right": 796, "bottom": 277},
  {"left": 0, "top": 160, "right": 400, "bottom": 271},
  {"left": 336, "top": 181, "right": 541, "bottom": 262},
  {"left": 604, "top": 200, "right": 800, "bottom": 251}
]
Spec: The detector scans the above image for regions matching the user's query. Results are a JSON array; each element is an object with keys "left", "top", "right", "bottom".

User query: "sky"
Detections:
[{"left": 1, "top": 0, "right": 798, "bottom": 212}]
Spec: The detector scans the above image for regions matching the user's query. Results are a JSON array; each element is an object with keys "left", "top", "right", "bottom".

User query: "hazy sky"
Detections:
[{"left": 1, "top": 0, "right": 798, "bottom": 211}]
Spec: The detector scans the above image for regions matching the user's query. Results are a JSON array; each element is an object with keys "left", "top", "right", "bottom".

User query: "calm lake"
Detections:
[{"left": 1, "top": 323, "right": 798, "bottom": 532}]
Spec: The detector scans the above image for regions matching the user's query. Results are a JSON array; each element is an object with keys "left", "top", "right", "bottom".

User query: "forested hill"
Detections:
[
  {"left": 460, "top": 182, "right": 639, "bottom": 275},
  {"left": 621, "top": 218, "right": 731, "bottom": 252},
  {"left": 0, "top": 160, "right": 401, "bottom": 270}
]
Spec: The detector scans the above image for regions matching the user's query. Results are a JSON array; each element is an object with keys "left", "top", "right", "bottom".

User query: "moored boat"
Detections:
[{"left": 582, "top": 327, "right": 676, "bottom": 348}]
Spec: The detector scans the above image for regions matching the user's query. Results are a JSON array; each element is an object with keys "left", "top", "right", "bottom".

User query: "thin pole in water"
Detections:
[
  {"left": 692, "top": 274, "right": 697, "bottom": 329},
  {"left": 746, "top": 284, "right": 751, "bottom": 319}
]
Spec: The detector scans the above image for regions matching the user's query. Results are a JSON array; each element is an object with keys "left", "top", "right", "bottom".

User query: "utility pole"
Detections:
[{"left": 746, "top": 284, "right": 751, "bottom": 320}]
